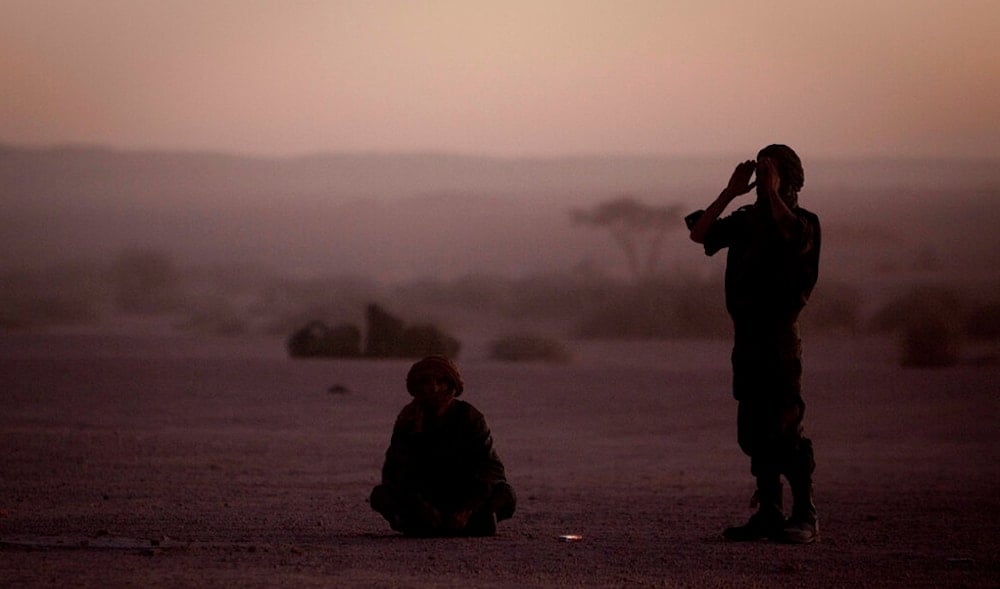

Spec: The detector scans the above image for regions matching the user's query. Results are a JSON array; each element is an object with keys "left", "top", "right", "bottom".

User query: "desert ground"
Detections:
[{"left": 1, "top": 331, "right": 996, "bottom": 587}]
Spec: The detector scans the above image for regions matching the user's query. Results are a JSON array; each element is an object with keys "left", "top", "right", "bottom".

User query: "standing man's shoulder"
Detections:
[
  {"left": 790, "top": 206, "right": 821, "bottom": 260},
  {"left": 796, "top": 207, "right": 819, "bottom": 223},
  {"left": 795, "top": 206, "right": 821, "bottom": 240},
  {"left": 717, "top": 203, "right": 756, "bottom": 222}
]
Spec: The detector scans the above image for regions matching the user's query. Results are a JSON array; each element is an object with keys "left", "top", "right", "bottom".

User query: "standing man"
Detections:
[{"left": 686, "top": 144, "right": 821, "bottom": 544}]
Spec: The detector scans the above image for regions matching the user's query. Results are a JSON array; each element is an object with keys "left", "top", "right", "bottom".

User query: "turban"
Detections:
[
  {"left": 758, "top": 144, "right": 804, "bottom": 204},
  {"left": 406, "top": 355, "right": 464, "bottom": 396}
]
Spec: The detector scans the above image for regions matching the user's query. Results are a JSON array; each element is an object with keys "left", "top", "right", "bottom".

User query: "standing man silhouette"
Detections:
[{"left": 687, "top": 144, "right": 821, "bottom": 544}]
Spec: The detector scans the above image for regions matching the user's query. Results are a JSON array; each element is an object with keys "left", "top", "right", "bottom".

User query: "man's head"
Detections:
[
  {"left": 756, "top": 144, "right": 804, "bottom": 207},
  {"left": 406, "top": 355, "right": 464, "bottom": 410}
]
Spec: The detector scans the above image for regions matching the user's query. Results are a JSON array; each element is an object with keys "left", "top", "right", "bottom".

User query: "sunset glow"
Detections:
[{"left": 2, "top": 0, "right": 998, "bottom": 157}]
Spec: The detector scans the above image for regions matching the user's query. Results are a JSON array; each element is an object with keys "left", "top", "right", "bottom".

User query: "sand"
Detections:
[{"left": 1, "top": 332, "right": 997, "bottom": 587}]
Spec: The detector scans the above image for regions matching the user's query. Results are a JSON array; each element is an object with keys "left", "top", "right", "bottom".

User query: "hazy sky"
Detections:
[{"left": 2, "top": 1, "right": 997, "bottom": 158}]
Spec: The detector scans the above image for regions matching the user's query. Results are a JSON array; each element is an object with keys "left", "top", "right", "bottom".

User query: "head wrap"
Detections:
[
  {"left": 757, "top": 144, "right": 804, "bottom": 207},
  {"left": 406, "top": 355, "right": 464, "bottom": 397}
]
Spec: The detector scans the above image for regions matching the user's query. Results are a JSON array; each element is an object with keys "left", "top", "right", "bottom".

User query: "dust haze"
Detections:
[
  {"left": 2, "top": 145, "right": 999, "bottom": 587},
  {"left": 2, "top": 145, "right": 998, "bottom": 352}
]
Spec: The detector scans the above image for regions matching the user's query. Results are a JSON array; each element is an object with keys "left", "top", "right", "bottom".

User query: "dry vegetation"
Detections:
[
  {"left": 2, "top": 150, "right": 998, "bottom": 367},
  {"left": 2, "top": 249, "right": 996, "bottom": 367}
]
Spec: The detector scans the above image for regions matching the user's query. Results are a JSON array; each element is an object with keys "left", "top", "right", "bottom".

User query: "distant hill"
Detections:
[
  {"left": 1, "top": 145, "right": 997, "bottom": 281},
  {"left": 0, "top": 145, "right": 734, "bottom": 209},
  {"left": 3, "top": 144, "right": 997, "bottom": 210}
]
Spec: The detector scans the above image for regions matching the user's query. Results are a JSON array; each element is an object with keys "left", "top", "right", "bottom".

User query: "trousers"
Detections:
[{"left": 731, "top": 318, "right": 815, "bottom": 483}]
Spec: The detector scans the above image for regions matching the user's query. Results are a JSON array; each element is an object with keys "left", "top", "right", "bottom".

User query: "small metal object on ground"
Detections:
[{"left": 558, "top": 534, "right": 583, "bottom": 542}]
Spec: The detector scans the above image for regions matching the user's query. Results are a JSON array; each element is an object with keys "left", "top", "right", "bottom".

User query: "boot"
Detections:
[
  {"left": 723, "top": 481, "right": 785, "bottom": 541},
  {"left": 780, "top": 478, "right": 818, "bottom": 544}
]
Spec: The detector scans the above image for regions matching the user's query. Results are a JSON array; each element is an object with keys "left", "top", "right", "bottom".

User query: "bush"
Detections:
[
  {"left": 489, "top": 333, "right": 571, "bottom": 363},
  {"left": 802, "top": 281, "right": 863, "bottom": 333},
  {"left": 287, "top": 321, "right": 362, "bottom": 358},
  {"left": 870, "top": 285, "right": 964, "bottom": 368},
  {"left": 364, "top": 304, "right": 405, "bottom": 357},
  {"left": 0, "top": 296, "right": 99, "bottom": 329},
  {"left": 177, "top": 305, "right": 250, "bottom": 337},
  {"left": 0, "top": 264, "right": 105, "bottom": 328},
  {"left": 965, "top": 302, "right": 1000, "bottom": 340},
  {"left": 575, "top": 279, "right": 728, "bottom": 339},
  {"left": 400, "top": 324, "right": 461, "bottom": 358},
  {"left": 506, "top": 275, "right": 607, "bottom": 321},
  {"left": 362, "top": 303, "right": 462, "bottom": 359},
  {"left": 869, "top": 285, "right": 962, "bottom": 333},
  {"left": 110, "top": 249, "right": 183, "bottom": 314},
  {"left": 901, "top": 316, "right": 960, "bottom": 368}
]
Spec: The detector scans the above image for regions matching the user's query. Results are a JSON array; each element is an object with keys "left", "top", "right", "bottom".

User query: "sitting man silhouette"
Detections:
[{"left": 370, "top": 356, "right": 516, "bottom": 536}]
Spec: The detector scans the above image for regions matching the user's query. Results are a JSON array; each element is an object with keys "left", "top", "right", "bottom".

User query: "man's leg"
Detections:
[
  {"left": 463, "top": 482, "right": 517, "bottom": 537},
  {"left": 722, "top": 471, "right": 785, "bottom": 541},
  {"left": 780, "top": 436, "right": 819, "bottom": 544},
  {"left": 724, "top": 402, "right": 786, "bottom": 541},
  {"left": 370, "top": 484, "right": 442, "bottom": 536},
  {"left": 369, "top": 484, "right": 407, "bottom": 532}
]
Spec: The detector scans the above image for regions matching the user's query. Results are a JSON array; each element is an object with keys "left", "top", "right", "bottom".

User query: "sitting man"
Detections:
[{"left": 370, "top": 355, "right": 516, "bottom": 536}]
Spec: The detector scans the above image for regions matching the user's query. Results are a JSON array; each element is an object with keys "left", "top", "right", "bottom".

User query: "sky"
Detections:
[{"left": 2, "top": 0, "right": 998, "bottom": 159}]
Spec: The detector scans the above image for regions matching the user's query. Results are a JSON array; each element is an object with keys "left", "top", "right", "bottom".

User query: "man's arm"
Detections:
[
  {"left": 756, "top": 156, "right": 800, "bottom": 242},
  {"left": 689, "top": 160, "right": 756, "bottom": 244}
]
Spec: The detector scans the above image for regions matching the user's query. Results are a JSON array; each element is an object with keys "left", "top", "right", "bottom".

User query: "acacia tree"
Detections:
[{"left": 570, "top": 196, "right": 683, "bottom": 281}]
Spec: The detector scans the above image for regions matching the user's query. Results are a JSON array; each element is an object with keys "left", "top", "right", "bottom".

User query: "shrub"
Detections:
[
  {"left": 869, "top": 285, "right": 962, "bottom": 333},
  {"left": 287, "top": 321, "right": 362, "bottom": 358},
  {"left": 901, "top": 315, "right": 960, "bottom": 368},
  {"left": 0, "top": 263, "right": 106, "bottom": 328},
  {"left": 870, "top": 285, "right": 964, "bottom": 368},
  {"left": 364, "top": 303, "right": 405, "bottom": 357},
  {"left": 0, "top": 296, "right": 99, "bottom": 329},
  {"left": 361, "top": 303, "right": 462, "bottom": 358},
  {"left": 177, "top": 306, "right": 249, "bottom": 337},
  {"left": 110, "top": 249, "right": 183, "bottom": 314},
  {"left": 400, "top": 324, "right": 461, "bottom": 358},
  {"left": 575, "top": 279, "right": 728, "bottom": 339},
  {"left": 965, "top": 302, "right": 1000, "bottom": 340},
  {"left": 802, "top": 281, "right": 863, "bottom": 333}
]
